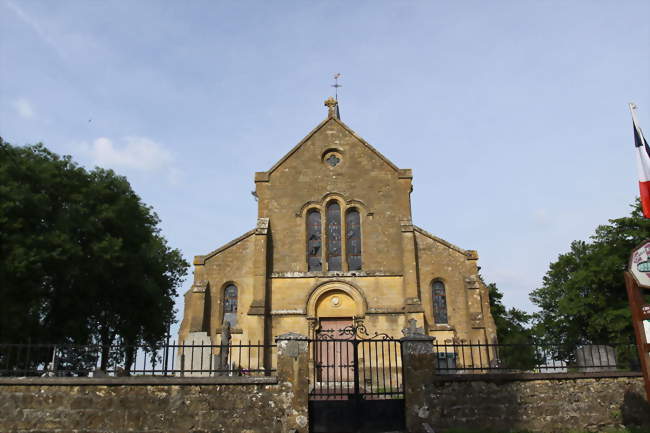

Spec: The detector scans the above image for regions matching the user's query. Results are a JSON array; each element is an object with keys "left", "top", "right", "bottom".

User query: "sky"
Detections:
[{"left": 1, "top": 1, "right": 649, "bottom": 336}]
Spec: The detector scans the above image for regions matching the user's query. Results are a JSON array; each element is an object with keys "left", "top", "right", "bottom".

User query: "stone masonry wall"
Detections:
[
  {"left": 0, "top": 333, "right": 310, "bottom": 433},
  {"left": 410, "top": 373, "right": 650, "bottom": 433},
  {"left": 0, "top": 377, "right": 299, "bottom": 433}
]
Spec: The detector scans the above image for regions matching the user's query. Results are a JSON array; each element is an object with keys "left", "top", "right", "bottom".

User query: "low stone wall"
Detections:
[
  {"left": 0, "top": 333, "right": 309, "bottom": 433},
  {"left": 407, "top": 372, "right": 650, "bottom": 433},
  {"left": 0, "top": 376, "right": 301, "bottom": 433}
]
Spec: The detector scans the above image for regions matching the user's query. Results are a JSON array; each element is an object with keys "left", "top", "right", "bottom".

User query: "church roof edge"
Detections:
[
  {"left": 258, "top": 116, "right": 404, "bottom": 180},
  {"left": 413, "top": 225, "right": 473, "bottom": 257},
  {"left": 195, "top": 228, "right": 256, "bottom": 265}
]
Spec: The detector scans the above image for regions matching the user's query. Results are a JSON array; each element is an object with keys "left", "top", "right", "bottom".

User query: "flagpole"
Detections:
[{"left": 630, "top": 102, "right": 643, "bottom": 136}]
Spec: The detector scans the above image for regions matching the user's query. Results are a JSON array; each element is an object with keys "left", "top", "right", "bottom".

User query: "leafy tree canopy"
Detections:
[
  {"left": 530, "top": 200, "right": 650, "bottom": 349},
  {"left": 487, "top": 281, "right": 539, "bottom": 369},
  {"left": 0, "top": 139, "right": 189, "bottom": 352},
  {"left": 488, "top": 282, "right": 534, "bottom": 345}
]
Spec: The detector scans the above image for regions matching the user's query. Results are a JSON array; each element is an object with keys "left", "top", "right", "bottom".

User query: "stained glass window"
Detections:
[
  {"left": 326, "top": 201, "right": 342, "bottom": 271},
  {"left": 432, "top": 281, "right": 448, "bottom": 324},
  {"left": 223, "top": 284, "right": 238, "bottom": 327},
  {"left": 307, "top": 209, "right": 322, "bottom": 271},
  {"left": 346, "top": 209, "right": 362, "bottom": 270},
  {"left": 326, "top": 154, "right": 340, "bottom": 167}
]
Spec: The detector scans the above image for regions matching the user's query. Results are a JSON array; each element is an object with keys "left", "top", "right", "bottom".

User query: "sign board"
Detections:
[
  {"left": 630, "top": 241, "right": 650, "bottom": 288},
  {"left": 625, "top": 245, "right": 650, "bottom": 402}
]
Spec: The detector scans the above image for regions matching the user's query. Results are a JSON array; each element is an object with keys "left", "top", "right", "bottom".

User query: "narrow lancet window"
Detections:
[
  {"left": 326, "top": 201, "right": 342, "bottom": 271},
  {"left": 346, "top": 209, "right": 362, "bottom": 270},
  {"left": 307, "top": 209, "right": 322, "bottom": 271},
  {"left": 223, "top": 284, "right": 238, "bottom": 327},
  {"left": 432, "top": 281, "right": 448, "bottom": 324}
]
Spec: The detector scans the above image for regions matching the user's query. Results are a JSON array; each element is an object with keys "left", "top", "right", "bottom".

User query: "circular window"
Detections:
[{"left": 322, "top": 150, "right": 342, "bottom": 167}]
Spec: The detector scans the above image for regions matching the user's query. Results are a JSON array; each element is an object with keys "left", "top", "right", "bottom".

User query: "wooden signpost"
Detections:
[{"left": 624, "top": 240, "right": 650, "bottom": 401}]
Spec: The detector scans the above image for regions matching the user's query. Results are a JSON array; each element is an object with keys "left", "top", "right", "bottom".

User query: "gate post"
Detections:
[
  {"left": 401, "top": 320, "right": 435, "bottom": 433},
  {"left": 276, "top": 332, "right": 309, "bottom": 433}
]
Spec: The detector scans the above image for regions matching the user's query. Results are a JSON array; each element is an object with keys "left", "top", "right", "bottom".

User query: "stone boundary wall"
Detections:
[
  {"left": 0, "top": 333, "right": 310, "bottom": 433},
  {"left": 407, "top": 371, "right": 650, "bottom": 433},
  {"left": 0, "top": 377, "right": 298, "bottom": 433}
]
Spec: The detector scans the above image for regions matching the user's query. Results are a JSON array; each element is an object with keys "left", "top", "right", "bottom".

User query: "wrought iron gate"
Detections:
[{"left": 308, "top": 324, "right": 405, "bottom": 433}]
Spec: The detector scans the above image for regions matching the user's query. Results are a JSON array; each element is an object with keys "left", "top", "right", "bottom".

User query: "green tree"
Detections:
[
  {"left": 0, "top": 139, "right": 189, "bottom": 370},
  {"left": 530, "top": 200, "right": 650, "bottom": 353},
  {"left": 487, "top": 282, "right": 539, "bottom": 370}
]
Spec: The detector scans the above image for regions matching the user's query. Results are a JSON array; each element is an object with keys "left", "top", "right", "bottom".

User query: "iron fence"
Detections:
[
  {"left": 432, "top": 341, "right": 640, "bottom": 374},
  {"left": 1, "top": 339, "right": 640, "bottom": 378},
  {"left": 0, "top": 341, "right": 275, "bottom": 377}
]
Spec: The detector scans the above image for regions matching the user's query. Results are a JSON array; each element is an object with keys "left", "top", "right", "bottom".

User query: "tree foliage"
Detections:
[
  {"left": 487, "top": 281, "right": 539, "bottom": 370},
  {"left": 530, "top": 200, "right": 650, "bottom": 350},
  {"left": 0, "top": 139, "right": 189, "bottom": 355}
]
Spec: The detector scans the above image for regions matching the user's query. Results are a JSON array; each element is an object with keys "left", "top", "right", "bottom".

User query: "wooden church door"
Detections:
[{"left": 317, "top": 318, "right": 354, "bottom": 383}]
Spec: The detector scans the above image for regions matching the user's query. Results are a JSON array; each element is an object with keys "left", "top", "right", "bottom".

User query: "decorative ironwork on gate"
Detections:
[
  {"left": 315, "top": 323, "right": 394, "bottom": 341},
  {"left": 308, "top": 324, "right": 405, "bottom": 433}
]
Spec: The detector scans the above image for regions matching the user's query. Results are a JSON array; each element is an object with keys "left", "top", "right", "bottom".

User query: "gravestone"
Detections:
[
  {"left": 575, "top": 345, "right": 617, "bottom": 372},
  {"left": 177, "top": 331, "right": 212, "bottom": 377}
]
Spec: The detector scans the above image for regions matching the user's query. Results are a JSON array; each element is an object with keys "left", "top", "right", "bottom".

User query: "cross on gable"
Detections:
[{"left": 324, "top": 96, "right": 337, "bottom": 108}]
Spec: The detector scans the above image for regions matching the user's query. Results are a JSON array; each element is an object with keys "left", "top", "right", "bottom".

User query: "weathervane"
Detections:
[{"left": 331, "top": 73, "right": 342, "bottom": 100}]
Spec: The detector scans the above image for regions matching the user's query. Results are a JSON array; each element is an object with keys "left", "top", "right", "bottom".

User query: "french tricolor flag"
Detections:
[{"left": 632, "top": 103, "right": 650, "bottom": 218}]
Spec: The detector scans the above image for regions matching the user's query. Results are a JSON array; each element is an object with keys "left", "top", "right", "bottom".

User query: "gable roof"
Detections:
[
  {"left": 264, "top": 116, "right": 402, "bottom": 176},
  {"left": 194, "top": 229, "right": 255, "bottom": 265},
  {"left": 413, "top": 225, "right": 470, "bottom": 256}
]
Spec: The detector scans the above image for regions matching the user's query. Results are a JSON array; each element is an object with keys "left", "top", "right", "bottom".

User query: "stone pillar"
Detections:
[
  {"left": 401, "top": 320, "right": 436, "bottom": 433},
  {"left": 464, "top": 271, "right": 485, "bottom": 329},
  {"left": 185, "top": 280, "right": 209, "bottom": 333},
  {"left": 248, "top": 217, "right": 269, "bottom": 361},
  {"left": 249, "top": 218, "right": 269, "bottom": 316},
  {"left": 276, "top": 332, "right": 309, "bottom": 433},
  {"left": 401, "top": 219, "right": 424, "bottom": 319}
]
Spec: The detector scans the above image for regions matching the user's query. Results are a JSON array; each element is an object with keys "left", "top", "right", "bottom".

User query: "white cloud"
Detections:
[
  {"left": 84, "top": 136, "right": 179, "bottom": 182},
  {"left": 13, "top": 98, "right": 35, "bottom": 118},
  {"left": 5, "top": 0, "right": 67, "bottom": 60}
]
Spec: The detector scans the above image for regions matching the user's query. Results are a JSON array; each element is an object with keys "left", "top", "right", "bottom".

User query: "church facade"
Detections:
[{"left": 179, "top": 97, "right": 497, "bottom": 357}]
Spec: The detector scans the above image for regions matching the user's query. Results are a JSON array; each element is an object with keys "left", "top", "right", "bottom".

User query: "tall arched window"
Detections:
[
  {"left": 346, "top": 208, "right": 362, "bottom": 270},
  {"left": 432, "top": 281, "right": 448, "bottom": 324},
  {"left": 307, "top": 209, "right": 322, "bottom": 271},
  {"left": 326, "top": 201, "right": 342, "bottom": 271},
  {"left": 223, "top": 284, "right": 238, "bottom": 327}
]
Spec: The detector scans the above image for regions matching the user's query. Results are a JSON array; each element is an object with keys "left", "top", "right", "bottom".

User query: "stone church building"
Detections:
[{"left": 179, "top": 97, "right": 497, "bottom": 357}]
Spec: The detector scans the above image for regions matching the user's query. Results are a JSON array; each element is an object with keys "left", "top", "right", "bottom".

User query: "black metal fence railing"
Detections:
[
  {"left": 432, "top": 341, "right": 640, "bottom": 374},
  {"left": 1, "top": 340, "right": 640, "bottom": 377},
  {"left": 0, "top": 342, "right": 276, "bottom": 377}
]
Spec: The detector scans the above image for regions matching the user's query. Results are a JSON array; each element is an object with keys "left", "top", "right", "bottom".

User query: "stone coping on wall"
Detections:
[
  {"left": 430, "top": 370, "right": 643, "bottom": 383},
  {"left": 270, "top": 271, "right": 402, "bottom": 278},
  {"left": 0, "top": 375, "right": 278, "bottom": 386}
]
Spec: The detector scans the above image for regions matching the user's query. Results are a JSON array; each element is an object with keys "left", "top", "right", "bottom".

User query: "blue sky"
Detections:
[{"left": 1, "top": 1, "right": 649, "bottom": 335}]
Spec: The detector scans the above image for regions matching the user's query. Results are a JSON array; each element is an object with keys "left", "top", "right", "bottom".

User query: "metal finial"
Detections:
[{"left": 331, "top": 73, "right": 342, "bottom": 100}]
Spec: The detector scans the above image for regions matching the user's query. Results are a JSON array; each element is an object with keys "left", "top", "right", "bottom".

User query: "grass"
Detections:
[{"left": 442, "top": 428, "right": 650, "bottom": 433}]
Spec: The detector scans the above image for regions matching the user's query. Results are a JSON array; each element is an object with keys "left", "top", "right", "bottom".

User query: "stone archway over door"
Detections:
[
  {"left": 315, "top": 290, "right": 356, "bottom": 319},
  {"left": 306, "top": 280, "right": 367, "bottom": 320}
]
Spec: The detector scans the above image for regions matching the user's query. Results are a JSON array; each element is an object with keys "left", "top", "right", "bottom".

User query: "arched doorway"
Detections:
[
  {"left": 315, "top": 289, "right": 355, "bottom": 333},
  {"left": 306, "top": 281, "right": 367, "bottom": 328},
  {"left": 314, "top": 290, "right": 356, "bottom": 383},
  {"left": 306, "top": 283, "right": 406, "bottom": 433}
]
